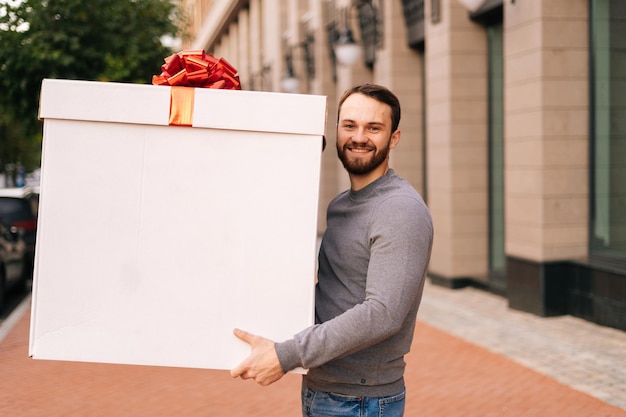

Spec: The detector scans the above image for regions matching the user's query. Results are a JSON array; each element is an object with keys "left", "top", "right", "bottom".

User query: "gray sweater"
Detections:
[{"left": 276, "top": 169, "right": 433, "bottom": 397}]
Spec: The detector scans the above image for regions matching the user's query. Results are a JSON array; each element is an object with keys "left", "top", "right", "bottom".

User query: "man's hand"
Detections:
[{"left": 230, "top": 328, "right": 285, "bottom": 386}]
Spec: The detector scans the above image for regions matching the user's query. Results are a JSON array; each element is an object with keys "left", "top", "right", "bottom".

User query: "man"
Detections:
[{"left": 231, "top": 83, "right": 433, "bottom": 417}]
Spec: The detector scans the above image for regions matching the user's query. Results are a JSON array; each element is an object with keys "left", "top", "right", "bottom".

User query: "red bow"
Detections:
[{"left": 152, "top": 50, "right": 241, "bottom": 90}]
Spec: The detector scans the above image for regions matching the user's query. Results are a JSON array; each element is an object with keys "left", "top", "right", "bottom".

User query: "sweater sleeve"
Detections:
[{"left": 275, "top": 194, "right": 433, "bottom": 372}]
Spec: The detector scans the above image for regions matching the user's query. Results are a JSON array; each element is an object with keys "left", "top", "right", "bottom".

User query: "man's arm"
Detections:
[{"left": 232, "top": 195, "right": 432, "bottom": 384}]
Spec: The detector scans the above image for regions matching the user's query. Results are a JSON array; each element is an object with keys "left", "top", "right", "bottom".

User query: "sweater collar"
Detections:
[{"left": 348, "top": 169, "right": 395, "bottom": 201}]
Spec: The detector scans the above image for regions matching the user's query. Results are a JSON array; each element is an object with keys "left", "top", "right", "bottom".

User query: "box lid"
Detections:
[{"left": 39, "top": 78, "right": 327, "bottom": 136}]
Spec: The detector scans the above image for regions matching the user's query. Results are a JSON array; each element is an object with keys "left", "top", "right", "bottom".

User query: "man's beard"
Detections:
[{"left": 336, "top": 139, "right": 391, "bottom": 176}]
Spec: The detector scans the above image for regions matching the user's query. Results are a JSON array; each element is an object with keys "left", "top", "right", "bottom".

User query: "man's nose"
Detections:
[{"left": 352, "top": 127, "right": 368, "bottom": 142}]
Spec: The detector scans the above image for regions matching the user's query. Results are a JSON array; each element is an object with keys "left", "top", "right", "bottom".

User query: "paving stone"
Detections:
[{"left": 0, "top": 281, "right": 624, "bottom": 416}]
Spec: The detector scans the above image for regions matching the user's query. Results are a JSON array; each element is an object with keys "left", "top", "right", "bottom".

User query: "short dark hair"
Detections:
[{"left": 337, "top": 83, "right": 401, "bottom": 132}]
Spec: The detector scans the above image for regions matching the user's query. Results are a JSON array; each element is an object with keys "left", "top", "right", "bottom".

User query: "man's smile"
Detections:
[{"left": 346, "top": 144, "right": 375, "bottom": 154}]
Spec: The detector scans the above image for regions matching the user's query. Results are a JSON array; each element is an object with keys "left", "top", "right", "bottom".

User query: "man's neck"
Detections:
[{"left": 349, "top": 165, "right": 389, "bottom": 191}]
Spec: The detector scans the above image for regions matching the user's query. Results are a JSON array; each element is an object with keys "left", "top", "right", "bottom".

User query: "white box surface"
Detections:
[{"left": 29, "top": 79, "right": 326, "bottom": 371}]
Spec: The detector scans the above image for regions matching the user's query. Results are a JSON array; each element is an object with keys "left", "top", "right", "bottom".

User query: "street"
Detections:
[
  {"left": 1, "top": 279, "right": 624, "bottom": 416},
  {"left": 0, "top": 280, "right": 30, "bottom": 323}
]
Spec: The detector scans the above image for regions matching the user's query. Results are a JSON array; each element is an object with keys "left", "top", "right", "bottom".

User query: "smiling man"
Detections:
[{"left": 231, "top": 83, "right": 434, "bottom": 417}]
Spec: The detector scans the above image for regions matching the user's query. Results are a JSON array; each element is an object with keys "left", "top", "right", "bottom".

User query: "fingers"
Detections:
[
  {"left": 230, "top": 361, "right": 247, "bottom": 379},
  {"left": 233, "top": 328, "right": 254, "bottom": 344},
  {"left": 230, "top": 328, "right": 256, "bottom": 379}
]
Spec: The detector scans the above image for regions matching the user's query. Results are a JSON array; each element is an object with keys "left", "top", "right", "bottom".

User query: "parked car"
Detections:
[
  {"left": 0, "top": 187, "right": 39, "bottom": 281},
  {"left": 0, "top": 218, "right": 28, "bottom": 311}
]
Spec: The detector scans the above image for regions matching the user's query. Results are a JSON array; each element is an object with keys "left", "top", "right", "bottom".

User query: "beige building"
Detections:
[{"left": 180, "top": 0, "right": 626, "bottom": 331}]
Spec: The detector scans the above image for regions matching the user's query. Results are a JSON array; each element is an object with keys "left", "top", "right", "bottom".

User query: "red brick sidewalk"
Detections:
[{"left": 1, "top": 310, "right": 624, "bottom": 417}]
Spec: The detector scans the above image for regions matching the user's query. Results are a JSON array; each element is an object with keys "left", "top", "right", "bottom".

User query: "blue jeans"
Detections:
[{"left": 301, "top": 384, "right": 406, "bottom": 417}]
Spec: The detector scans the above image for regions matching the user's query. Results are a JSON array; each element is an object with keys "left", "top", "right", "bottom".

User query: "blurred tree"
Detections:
[{"left": 0, "top": 0, "right": 182, "bottom": 175}]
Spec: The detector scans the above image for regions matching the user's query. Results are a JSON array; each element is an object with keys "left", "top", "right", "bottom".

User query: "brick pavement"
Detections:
[
  {"left": 1, "top": 304, "right": 625, "bottom": 417},
  {"left": 417, "top": 280, "right": 626, "bottom": 410}
]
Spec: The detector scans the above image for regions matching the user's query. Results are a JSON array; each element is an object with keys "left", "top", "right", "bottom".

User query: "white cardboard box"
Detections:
[{"left": 29, "top": 79, "right": 326, "bottom": 371}]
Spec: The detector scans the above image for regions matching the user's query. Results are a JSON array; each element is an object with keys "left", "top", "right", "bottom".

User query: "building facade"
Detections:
[{"left": 180, "top": 0, "right": 626, "bottom": 331}]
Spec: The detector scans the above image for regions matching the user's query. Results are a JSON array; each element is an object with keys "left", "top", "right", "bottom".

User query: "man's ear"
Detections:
[{"left": 390, "top": 130, "right": 401, "bottom": 149}]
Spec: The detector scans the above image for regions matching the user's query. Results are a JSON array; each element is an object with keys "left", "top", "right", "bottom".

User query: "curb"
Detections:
[{"left": 0, "top": 293, "right": 31, "bottom": 343}]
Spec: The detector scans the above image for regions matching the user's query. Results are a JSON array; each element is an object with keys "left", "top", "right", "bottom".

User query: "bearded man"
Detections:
[{"left": 231, "top": 83, "right": 434, "bottom": 417}]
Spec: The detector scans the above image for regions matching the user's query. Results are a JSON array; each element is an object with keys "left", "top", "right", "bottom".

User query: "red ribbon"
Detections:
[
  {"left": 168, "top": 86, "right": 195, "bottom": 126},
  {"left": 152, "top": 50, "right": 241, "bottom": 125},
  {"left": 152, "top": 49, "right": 241, "bottom": 90}
]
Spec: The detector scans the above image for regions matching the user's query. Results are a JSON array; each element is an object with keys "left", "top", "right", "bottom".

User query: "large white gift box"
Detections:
[{"left": 29, "top": 79, "right": 326, "bottom": 371}]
